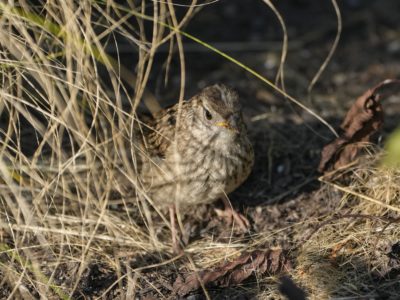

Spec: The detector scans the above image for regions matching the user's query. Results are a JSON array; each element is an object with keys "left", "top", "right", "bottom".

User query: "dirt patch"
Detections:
[{"left": 1, "top": 0, "right": 400, "bottom": 299}]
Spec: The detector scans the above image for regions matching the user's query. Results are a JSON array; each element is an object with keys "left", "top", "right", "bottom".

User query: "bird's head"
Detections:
[{"left": 191, "top": 84, "right": 245, "bottom": 141}]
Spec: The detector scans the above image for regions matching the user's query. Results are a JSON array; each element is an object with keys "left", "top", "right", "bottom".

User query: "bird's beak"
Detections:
[{"left": 215, "top": 121, "right": 239, "bottom": 133}]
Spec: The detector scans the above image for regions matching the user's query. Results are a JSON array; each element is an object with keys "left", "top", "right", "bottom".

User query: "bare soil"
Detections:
[
  {"left": 4, "top": 1, "right": 400, "bottom": 299},
  {"left": 75, "top": 1, "right": 400, "bottom": 299}
]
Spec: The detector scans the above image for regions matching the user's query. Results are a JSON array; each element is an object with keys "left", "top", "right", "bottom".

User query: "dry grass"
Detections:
[
  {"left": 0, "top": 1, "right": 191, "bottom": 297},
  {"left": 295, "top": 152, "right": 400, "bottom": 299},
  {"left": 0, "top": 1, "right": 399, "bottom": 299}
]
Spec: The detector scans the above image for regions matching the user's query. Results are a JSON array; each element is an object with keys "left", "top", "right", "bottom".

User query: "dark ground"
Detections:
[
  {"left": 81, "top": 1, "right": 400, "bottom": 299},
  {"left": 71, "top": 1, "right": 400, "bottom": 299},
  {"left": 5, "top": 0, "right": 400, "bottom": 299}
]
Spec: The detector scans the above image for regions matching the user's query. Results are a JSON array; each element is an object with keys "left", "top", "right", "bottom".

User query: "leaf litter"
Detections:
[
  {"left": 173, "top": 248, "right": 292, "bottom": 297},
  {"left": 170, "top": 79, "right": 400, "bottom": 298},
  {"left": 318, "top": 79, "right": 400, "bottom": 173}
]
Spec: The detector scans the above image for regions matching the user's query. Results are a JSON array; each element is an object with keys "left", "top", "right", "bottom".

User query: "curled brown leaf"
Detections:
[
  {"left": 318, "top": 79, "right": 400, "bottom": 173},
  {"left": 173, "top": 248, "right": 292, "bottom": 297}
]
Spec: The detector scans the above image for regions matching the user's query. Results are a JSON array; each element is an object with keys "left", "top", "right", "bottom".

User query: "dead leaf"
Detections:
[
  {"left": 318, "top": 79, "right": 400, "bottom": 173},
  {"left": 173, "top": 249, "right": 292, "bottom": 297}
]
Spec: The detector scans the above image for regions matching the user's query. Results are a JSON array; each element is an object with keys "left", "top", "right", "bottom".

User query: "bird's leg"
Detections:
[
  {"left": 215, "top": 195, "right": 250, "bottom": 231},
  {"left": 169, "top": 204, "right": 184, "bottom": 254}
]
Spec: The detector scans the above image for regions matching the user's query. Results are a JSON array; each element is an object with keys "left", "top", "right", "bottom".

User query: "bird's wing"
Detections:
[{"left": 141, "top": 105, "right": 178, "bottom": 159}]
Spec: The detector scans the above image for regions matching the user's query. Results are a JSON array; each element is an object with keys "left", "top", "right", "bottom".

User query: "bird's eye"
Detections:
[{"left": 204, "top": 108, "right": 213, "bottom": 120}]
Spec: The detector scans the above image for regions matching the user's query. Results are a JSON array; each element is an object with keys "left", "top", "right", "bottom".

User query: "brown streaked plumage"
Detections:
[{"left": 138, "top": 84, "right": 254, "bottom": 251}]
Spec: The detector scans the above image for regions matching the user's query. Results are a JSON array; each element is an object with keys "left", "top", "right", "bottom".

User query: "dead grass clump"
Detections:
[
  {"left": 0, "top": 0, "right": 197, "bottom": 298},
  {"left": 296, "top": 152, "right": 400, "bottom": 299}
]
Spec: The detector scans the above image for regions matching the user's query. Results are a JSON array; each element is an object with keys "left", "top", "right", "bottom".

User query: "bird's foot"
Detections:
[
  {"left": 169, "top": 205, "right": 189, "bottom": 255},
  {"left": 215, "top": 207, "right": 250, "bottom": 231},
  {"left": 172, "top": 239, "right": 184, "bottom": 255},
  {"left": 171, "top": 229, "right": 189, "bottom": 255}
]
